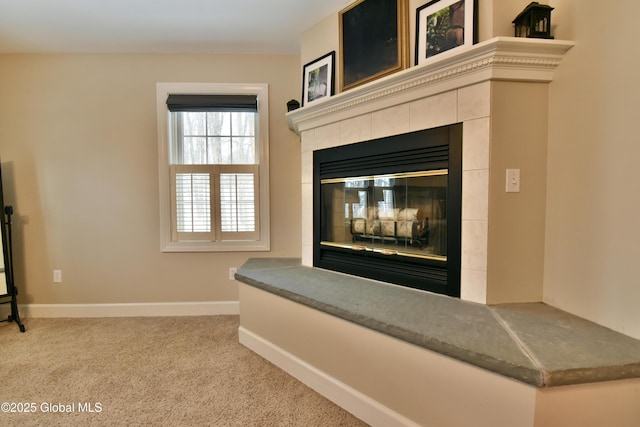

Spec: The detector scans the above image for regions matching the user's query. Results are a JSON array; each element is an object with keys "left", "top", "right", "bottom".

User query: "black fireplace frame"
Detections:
[{"left": 313, "top": 124, "right": 462, "bottom": 297}]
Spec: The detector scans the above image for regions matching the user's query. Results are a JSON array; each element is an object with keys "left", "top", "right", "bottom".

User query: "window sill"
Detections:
[{"left": 161, "top": 240, "right": 269, "bottom": 253}]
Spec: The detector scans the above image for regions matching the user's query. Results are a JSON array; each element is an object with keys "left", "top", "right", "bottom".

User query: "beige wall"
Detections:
[
  {"left": 0, "top": 53, "right": 302, "bottom": 304},
  {"left": 534, "top": 378, "right": 640, "bottom": 427},
  {"left": 487, "top": 81, "right": 549, "bottom": 304},
  {"left": 543, "top": 0, "right": 640, "bottom": 339}
]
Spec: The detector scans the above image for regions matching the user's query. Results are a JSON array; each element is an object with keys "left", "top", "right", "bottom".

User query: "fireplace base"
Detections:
[
  {"left": 237, "top": 258, "right": 640, "bottom": 427},
  {"left": 237, "top": 258, "right": 640, "bottom": 387}
]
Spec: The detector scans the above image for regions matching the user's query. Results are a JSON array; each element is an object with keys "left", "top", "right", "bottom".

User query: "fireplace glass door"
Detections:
[
  {"left": 313, "top": 124, "right": 461, "bottom": 297},
  {"left": 321, "top": 170, "right": 447, "bottom": 261}
]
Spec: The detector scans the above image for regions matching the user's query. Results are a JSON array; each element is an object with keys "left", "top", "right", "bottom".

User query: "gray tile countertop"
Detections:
[{"left": 236, "top": 258, "right": 640, "bottom": 387}]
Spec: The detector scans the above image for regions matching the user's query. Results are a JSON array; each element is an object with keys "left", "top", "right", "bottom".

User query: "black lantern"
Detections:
[
  {"left": 512, "top": 2, "right": 554, "bottom": 39},
  {"left": 286, "top": 99, "right": 300, "bottom": 112}
]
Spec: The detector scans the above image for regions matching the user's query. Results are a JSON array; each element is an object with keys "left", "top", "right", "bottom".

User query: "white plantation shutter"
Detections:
[
  {"left": 176, "top": 173, "right": 211, "bottom": 232},
  {"left": 171, "top": 165, "right": 215, "bottom": 241},
  {"left": 217, "top": 165, "right": 259, "bottom": 240},
  {"left": 171, "top": 165, "right": 259, "bottom": 242},
  {"left": 220, "top": 174, "right": 254, "bottom": 232}
]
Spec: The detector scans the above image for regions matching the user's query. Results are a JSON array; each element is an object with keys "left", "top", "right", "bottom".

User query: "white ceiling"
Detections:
[{"left": 0, "top": 0, "right": 352, "bottom": 54}]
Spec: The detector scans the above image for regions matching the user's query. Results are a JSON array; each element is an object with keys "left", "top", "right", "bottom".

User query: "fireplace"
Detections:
[
  {"left": 290, "top": 38, "right": 574, "bottom": 304},
  {"left": 314, "top": 124, "right": 462, "bottom": 296}
]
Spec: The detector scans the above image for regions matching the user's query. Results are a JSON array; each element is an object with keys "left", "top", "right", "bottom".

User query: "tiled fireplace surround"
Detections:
[{"left": 289, "top": 37, "right": 575, "bottom": 304}]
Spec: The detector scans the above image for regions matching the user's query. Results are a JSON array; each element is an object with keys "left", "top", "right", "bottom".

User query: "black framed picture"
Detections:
[
  {"left": 415, "top": 0, "right": 477, "bottom": 66},
  {"left": 340, "top": 0, "right": 408, "bottom": 91},
  {"left": 302, "top": 51, "right": 335, "bottom": 107}
]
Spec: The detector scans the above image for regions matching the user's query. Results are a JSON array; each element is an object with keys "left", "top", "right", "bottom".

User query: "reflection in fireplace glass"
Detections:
[{"left": 321, "top": 170, "right": 447, "bottom": 260}]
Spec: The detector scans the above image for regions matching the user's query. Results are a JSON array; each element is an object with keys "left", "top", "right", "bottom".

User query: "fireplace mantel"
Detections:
[
  {"left": 287, "top": 36, "right": 574, "bottom": 135},
  {"left": 293, "top": 35, "right": 574, "bottom": 305}
]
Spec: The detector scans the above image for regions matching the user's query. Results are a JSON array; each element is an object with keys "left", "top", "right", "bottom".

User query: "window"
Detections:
[{"left": 157, "top": 83, "right": 270, "bottom": 252}]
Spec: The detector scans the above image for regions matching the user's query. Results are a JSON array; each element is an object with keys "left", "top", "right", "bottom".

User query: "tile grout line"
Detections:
[{"left": 487, "top": 307, "right": 550, "bottom": 386}]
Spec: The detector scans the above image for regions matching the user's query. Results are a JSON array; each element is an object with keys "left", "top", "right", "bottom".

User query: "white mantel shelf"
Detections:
[{"left": 287, "top": 36, "right": 575, "bottom": 135}]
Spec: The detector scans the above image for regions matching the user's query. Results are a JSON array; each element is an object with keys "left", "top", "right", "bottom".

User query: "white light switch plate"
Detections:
[{"left": 506, "top": 169, "right": 520, "bottom": 193}]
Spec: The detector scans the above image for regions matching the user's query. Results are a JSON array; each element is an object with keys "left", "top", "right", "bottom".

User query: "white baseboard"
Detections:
[
  {"left": 238, "top": 326, "right": 420, "bottom": 427},
  {"left": 16, "top": 301, "right": 239, "bottom": 318}
]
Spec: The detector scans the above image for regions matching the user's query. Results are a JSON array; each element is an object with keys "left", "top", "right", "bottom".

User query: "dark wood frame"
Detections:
[
  {"left": 340, "top": 0, "right": 409, "bottom": 91},
  {"left": 0, "top": 163, "right": 11, "bottom": 299},
  {"left": 302, "top": 51, "right": 335, "bottom": 107},
  {"left": 0, "top": 162, "right": 25, "bottom": 332},
  {"left": 415, "top": 0, "right": 477, "bottom": 66}
]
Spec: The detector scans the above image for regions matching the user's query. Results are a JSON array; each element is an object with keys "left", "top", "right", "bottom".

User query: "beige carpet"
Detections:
[{"left": 0, "top": 316, "right": 368, "bottom": 426}]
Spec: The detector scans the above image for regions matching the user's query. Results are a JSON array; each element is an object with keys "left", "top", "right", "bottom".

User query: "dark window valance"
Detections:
[{"left": 166, "top": 94, "right": 258, "bottom": 112}]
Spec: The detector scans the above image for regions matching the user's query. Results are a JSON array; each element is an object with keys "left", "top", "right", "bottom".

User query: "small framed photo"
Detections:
[
  {"left": 302, "top": 51, "right": 335, "bottom": 107},
  {"left": 340, "top": 0, "right": 409, "bottom": 91},
  {"left": 415, "top": 0, "right": 476, "bottom": 66}
]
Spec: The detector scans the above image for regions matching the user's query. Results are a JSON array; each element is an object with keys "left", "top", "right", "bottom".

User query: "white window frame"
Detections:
[{"left": 157, "top": 82, "right": 270, "bottom": 252}]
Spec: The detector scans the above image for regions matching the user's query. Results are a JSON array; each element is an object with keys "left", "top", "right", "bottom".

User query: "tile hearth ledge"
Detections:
[{"left": 236, "top": 258, "right": 640, "bottom": 388}]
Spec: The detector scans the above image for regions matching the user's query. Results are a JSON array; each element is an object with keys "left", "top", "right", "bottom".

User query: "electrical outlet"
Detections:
[
  {"left": 53, "top": 270, "right": 62, "bottom": 283},
  {"left": 229, "top": 267, "right": 237, "bottom": 280}
]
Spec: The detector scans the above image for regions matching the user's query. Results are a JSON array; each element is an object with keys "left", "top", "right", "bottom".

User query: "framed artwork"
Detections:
[
  {"left": 302, "top": 51, "right": 335, "bottom": 107},
  {"left": 340, "top": 0, "right": 409, "bottom": 91},
  {"left": 415, "top": 0, "right": 476, "bottom": 66}
]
